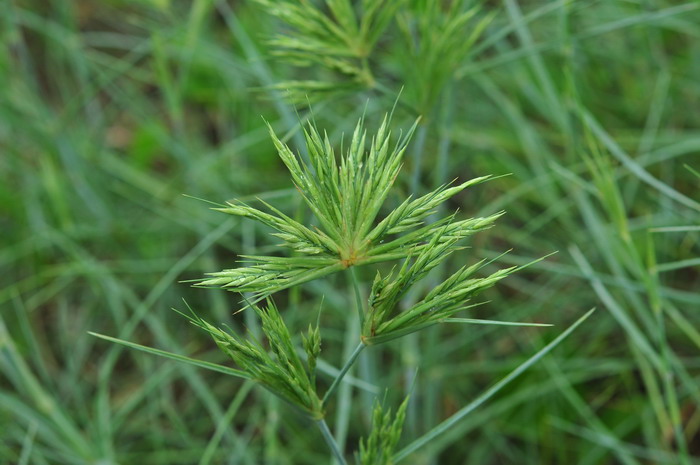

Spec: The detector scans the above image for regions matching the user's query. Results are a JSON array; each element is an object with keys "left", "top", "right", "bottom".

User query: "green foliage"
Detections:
[
  {"left": 358, "top": 396, "right": 409, "bottom": 465},
  {"left": 396, "top": 0, "right": 493, "bottom": 112},
  {"left": 200, "top": 115, "right": 497, "bottom": 302},
  {"left": 192, "top": 113, "right": 533, "bottom": 462},
  {"left": 257, "top": 0, "right": 404, "bottom": 100},
  {"left": 302, "top": 322, "right": 322, "bottom": 385},
  {"left": 183, "top": 300, "right": 325, "bottom": 419},
  {"left": 362, "top": 228, "right": 515, "bottom": 344},
  {"left": 255, "top": 0, "right": 492, "bottom": 110},
  {"left": 4, "top": 1, "right": 699, "bottom": 464}
]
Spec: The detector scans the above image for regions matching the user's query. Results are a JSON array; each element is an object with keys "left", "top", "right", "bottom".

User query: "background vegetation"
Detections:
[{"left": 1, "top": 0, "right": 699, "bottom": 463}]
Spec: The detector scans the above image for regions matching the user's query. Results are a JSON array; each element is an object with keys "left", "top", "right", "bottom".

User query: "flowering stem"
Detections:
[
  {"left": 322, "top": 342, "right": 366, "bottom": 405},
  {"left": 350, "top": 266, "right": 364, "bottom": 325},
  {"left": 316, "top": 419, "right": 348, "bottom": 465},
  {"left": 319, "top": 266, "right": 368, "bottom": 405}
]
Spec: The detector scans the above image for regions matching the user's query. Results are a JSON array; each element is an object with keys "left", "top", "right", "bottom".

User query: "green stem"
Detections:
[
  {"left": 322, "top": 342, "right": 366, "bottom": 405},
  {"left": 316, "top": 419, "right": 348, "bottom": 465},
  {"left": 350, "top": 267, "right": 364, "bottom": 325}
]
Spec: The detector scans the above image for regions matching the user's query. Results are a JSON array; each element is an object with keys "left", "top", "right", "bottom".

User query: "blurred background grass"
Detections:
[{"left": 1, "top": 1, "right": 699, "bottom": 464}]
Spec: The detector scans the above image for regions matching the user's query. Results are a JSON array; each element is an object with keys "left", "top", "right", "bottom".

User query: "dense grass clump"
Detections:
[{"left": 2, "top": 1, "right": 699, "bottom": 464}]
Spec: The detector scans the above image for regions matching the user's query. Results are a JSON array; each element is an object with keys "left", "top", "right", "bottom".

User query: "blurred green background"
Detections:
[{"left": 1, "top": 1, "right": 699, "bottom": 464}]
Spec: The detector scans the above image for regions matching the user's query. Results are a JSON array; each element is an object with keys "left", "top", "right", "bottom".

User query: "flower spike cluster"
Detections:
[
  {"left": 358, "top": 396, "right": 409, "bottom": 465},
  {"left": 254, "top": 0, "right": 404, "bottom": 101},
  {"left": 199, "top": 115, "right": 499, "bottom": 302},
  {"left": 183, "top": 300, "right": 324, "bottom": 419},
  {"left": 180, "top": 114, "right": 527, "bottom": 462}
]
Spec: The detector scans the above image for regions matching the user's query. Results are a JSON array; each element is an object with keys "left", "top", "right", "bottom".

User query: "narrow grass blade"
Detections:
[
  {"left": 393, "top": 308, "right": 596, "bottom": 462},
  {"left": 650, "top": 226, "right": 700, "bottom": 233},
  {"left": 18, "top": 423, "right": 37, "bottom": 465},
  {"left": 655, "top": 258, "right": 700, "bottom": 273},
  {"left": 198, "top": 381, "right": 255, "bottom": 465},
  {"left": 88, "top": 332, "right": 250, "bottom": 379},
  {"left": 569, "top": 246, "right": 664, "bottom": 371},
  {"left": 444, "top": 318, "right": 553, "bottom": 327},
  {"left": 582, "top": 110, "right": 700, "bottom": 212}
]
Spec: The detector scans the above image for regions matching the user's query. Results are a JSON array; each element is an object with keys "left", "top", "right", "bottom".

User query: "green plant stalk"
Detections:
[
  {"left": 350, "top": 267, "right": 364, "bottom": 325},
  {"left": 321, "top": 267, "right": 367, "bottom": 406},
  {"left": 322, "top": 342, "right": 366, "bottom": 405},
  {"left": 316, "top": 419, "right": 348, "bottom": 465},
  {"left": 352, "top": 265, "right": 377, "bottom": 416},
  {"left": 332, "top": 310, "right": 359, "bottom": 460}
]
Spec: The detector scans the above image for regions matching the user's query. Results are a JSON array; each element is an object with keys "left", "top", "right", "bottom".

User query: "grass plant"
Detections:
[
  {"left": 2, "top": 0, "right": 699, "bottom": 464},
  {"left": 97, "top": 113, "right": 582, "bottom": 462}
]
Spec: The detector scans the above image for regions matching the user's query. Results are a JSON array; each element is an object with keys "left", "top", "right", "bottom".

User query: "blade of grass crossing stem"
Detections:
[
  {"left": 569, "top": 190, "right": 659, "bottom": 344},
  {"left": 393, "top": 308, "right": 596, "bottom": 462},
  {"left": 570, "top": 230, "right": 687, "bottom": 435},
  {"left": 656, "top": 257, "right": 700, "bottom": 272},
  {"left": 650, "top": 226, "right": 700, "bottom": 233}
]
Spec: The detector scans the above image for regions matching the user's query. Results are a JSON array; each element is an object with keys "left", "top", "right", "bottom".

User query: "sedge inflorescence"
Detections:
[{"left": 190, "top": 114, "right": 518, "bottom": 464}]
